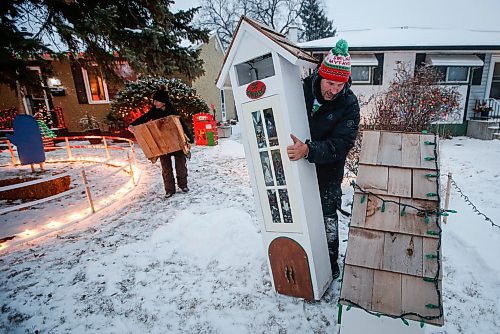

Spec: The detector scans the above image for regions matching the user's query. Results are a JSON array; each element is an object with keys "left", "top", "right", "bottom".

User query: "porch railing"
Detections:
[{"left": 472, "top": 98, "right": 500, "bottom": 120}]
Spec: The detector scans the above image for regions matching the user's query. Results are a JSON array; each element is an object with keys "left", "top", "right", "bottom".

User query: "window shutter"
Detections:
[
  {"left": 70, "top": 60, "right": 88, "bottom": 104},
  {"left": 372, "top": 54, "right": 384, "bottom": 85},
  {"left": 471, "top": 54, "right": 485, "bottom": 86}
]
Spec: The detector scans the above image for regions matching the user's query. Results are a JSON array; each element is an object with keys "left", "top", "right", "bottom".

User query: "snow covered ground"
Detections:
[{"left": 0, "top": 129, "right": 499, "bottom": 334}]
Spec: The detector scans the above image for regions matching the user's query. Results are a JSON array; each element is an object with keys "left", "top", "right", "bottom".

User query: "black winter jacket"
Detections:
[
  {"left": 304, "top": 74, "right": 360, "bottom": 184},
  {"left": 130, "top": 102, "right": 194, "bottom": 144}
]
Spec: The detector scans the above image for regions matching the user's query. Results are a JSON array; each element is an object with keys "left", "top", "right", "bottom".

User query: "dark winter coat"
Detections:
[
  {"left": 130, "top": 101, "right": 194, "bottom": 144},
  {"left": 303, "top": 73, "right": 360, "bottom": 185}
]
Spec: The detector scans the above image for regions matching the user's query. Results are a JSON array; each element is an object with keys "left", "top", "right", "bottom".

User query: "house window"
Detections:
[
  {"left": 82, "top": 65, "right": 109, "bottom": 104},
  {"left": 425, "top": 54, "right": 484, "bottom": 84},
  {"left": 351, "top": 66, "right": 371, "bottom": 83},
  {"left": 447, "top": 66, "right": 469, "bottom": 82},
  {"left": 434, "top": 66, "right": 470, "bottom": 83},
  {"left": 350, "top": 54, "right": 382, "bottom": 85}
]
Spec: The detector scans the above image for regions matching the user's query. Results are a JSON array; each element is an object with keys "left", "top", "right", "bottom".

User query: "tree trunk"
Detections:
[{"left": 16, "top": 80, "right": 27, "bottom": 114}]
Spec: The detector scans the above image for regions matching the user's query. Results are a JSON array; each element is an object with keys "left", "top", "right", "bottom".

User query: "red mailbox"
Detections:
[{"left": 193, "top": 113, "right": 218, "bottom": 146}]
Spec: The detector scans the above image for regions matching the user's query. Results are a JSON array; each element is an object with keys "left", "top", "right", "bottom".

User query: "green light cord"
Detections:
[
  {"left": 400, "top": 205, "right": 407, "bottom": 216},
  {"left": 337, "top": 304, "right": 343, "bottom": 325},
  {"left": 425, "top": 304, "right": 440, "bottom": 309}
]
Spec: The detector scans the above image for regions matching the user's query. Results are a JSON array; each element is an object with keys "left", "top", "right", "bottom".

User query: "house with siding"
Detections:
[
  {"left": 298, "top": 27, "right": 500, "bottom": 138},
  {"left": 0, "top": 34, "right": 235, "bottom": 133},
  {"left": 192, "top": 32, "right": 236, "bottom": 123},
  {"left": 0, "top": 56, "right": 125, "bottom": 133}
]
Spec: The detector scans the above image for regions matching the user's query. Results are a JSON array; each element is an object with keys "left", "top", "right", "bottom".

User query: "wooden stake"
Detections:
[
  {"left": 443, "top": 172, "right": 452, "bottom": 224},
  {"left": 7, "top": 140, "right": 17, "bottom": 165},
  {"left": 128, "top": 153, "right": 135, "bottom": 185},
  {"left": 103, "top": 137, "right": 111, "bottom": 160},
  {"left": 65, "top": 137, "right": 73, "bottom": 161},
  {"left": 81, "top": 170, "right": 95, "bottom": 213},
  {"left": 129, "top": 142, "right": 138, "bottom": 167}
]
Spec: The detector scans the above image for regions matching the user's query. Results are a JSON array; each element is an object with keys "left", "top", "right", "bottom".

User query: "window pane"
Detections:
[
  {"left": 278, "top": 189, "right": 293, "bottom": 223},
  {"left": 87, "top": 71, "right": 106, "bottom": 101},
  {"left": 267, "top": 190, "right": 281, "bottom": 224},
  {"left": 351, "top": 66, "right": 370, "bottom": 82},
  {"left": 447, "top": 66, "right": 468, "bottom": 82},
  {"left": 252, "top": 111, "right": 267, "bottom": 148},
  {"left": 260, "top": 151, "right": 274, "bottom": 186},
  {"left": 263, "top": 108, "right": 279, "bottom": 146},
  {"left": 271, "top": 150, "right": 286, "bottom": 186}
]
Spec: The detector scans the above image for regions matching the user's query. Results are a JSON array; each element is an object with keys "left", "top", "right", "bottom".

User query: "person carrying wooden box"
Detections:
[{"left": 129, "top": 87, "right": 194, "bottom": 198}]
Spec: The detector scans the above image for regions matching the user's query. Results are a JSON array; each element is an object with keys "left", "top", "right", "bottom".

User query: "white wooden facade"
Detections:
[{"left": 216, "top": 16, "right": 332, "bottom": 300}]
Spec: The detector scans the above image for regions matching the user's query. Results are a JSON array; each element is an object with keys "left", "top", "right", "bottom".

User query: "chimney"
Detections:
[{"left": 286, "top": 26, "right": 299, "bottom": 43}]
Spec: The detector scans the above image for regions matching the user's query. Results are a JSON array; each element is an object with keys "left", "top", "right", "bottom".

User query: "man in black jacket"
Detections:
[
  {"left": 129, "top": 88, "right": 194, "bottom": 198},
  {"left": 287, "top": 39, "right": 360, "bottom": 279}
]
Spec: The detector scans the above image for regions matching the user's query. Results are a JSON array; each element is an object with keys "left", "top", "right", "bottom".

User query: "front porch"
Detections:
[{"left": 467, "top": 99, "right": 500, "bottom": 140}]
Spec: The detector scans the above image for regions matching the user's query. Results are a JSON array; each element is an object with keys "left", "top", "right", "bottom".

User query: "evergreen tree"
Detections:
[
  {"left": 106, "top": 76, "right": 209, "bottom": 131},
  {"left": 1, "top": 1, "right": 209, "bottom": 90},
  {"left": 36, "top": 120, "right": 56, "bottom": 138},
  {"left": 299, "top": 0, "right": 336, "bottom": 42}
]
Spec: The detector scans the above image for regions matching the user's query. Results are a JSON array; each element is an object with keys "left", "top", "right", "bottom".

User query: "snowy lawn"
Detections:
[{"left": 0, "top": 132, "right": 499, "bottom": 334}]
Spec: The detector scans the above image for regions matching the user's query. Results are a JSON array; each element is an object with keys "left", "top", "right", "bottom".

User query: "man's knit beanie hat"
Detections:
[{"left": 318, "top": 39, "right": 351, "bottom": 82}]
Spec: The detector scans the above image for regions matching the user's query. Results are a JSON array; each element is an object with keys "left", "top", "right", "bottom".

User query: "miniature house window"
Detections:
[
  {"left": 235, "top": 53, "right": 275, "bottom": 86},
  {"left": 251, "top": 107, "right": 293, "bottom": 225}
]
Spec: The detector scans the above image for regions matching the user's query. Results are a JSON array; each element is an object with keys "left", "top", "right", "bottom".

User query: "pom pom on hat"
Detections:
[
  {"left": 152, "top": 88, "right": 169, "bottom": 103},
  {"left": 318, "top": 39, "right": 351, "bottom": 82}
]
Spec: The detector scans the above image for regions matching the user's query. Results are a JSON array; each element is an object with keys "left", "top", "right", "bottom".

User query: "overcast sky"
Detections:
[{"left": 171, "top": 0, "right": 500, "bottom": 31}]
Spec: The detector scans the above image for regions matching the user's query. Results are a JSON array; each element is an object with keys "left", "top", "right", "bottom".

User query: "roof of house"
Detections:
[
  {"left": 298, "top": 27, "right": 500, "bottom": 51},
  {"left": 216, "top": 16, "right": 318, "bottom": 88}
]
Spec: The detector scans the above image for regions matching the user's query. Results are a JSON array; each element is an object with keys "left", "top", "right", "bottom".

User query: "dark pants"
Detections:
[
  {"left": 319, "top": 180, "right": 342, "bottom": 264},
  {"left": 159, "top": 151, "right": 187, "bottom": 193}
]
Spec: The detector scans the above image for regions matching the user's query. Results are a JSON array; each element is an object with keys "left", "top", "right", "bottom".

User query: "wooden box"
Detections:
[{"left": 131, "top": 116, "right": 189, "bottom": 159}]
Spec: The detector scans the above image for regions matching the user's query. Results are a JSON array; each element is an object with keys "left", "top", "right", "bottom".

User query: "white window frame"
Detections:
[
  {"left": 445, "top": 66, "right": 470, "bottom": 84},
  {"left": 351, "top": 66, "right": 372, "bottom": 84},
  {"left": 81, "top": 66, "right": 110, "bottom": 104}
]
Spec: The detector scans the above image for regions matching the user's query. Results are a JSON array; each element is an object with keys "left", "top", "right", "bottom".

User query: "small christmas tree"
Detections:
[
  {"left": 37, "top": 120, "right": 56, "bottom": 138},
  {"left": 106, "top": 76, "right": 209, "bottom": 131}
]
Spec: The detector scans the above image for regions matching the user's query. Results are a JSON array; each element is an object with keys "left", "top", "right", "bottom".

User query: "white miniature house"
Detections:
[{"left": 216, "top": 16, "right": 332, "bottom": 300}]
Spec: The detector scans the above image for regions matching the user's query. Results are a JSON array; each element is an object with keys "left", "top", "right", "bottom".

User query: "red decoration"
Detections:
[{"left": 246, "top": 81, "right": 266, "bottom": 99}]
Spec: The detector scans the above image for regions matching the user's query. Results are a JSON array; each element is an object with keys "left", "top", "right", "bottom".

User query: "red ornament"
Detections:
[{"left": 246, "top": 81, "right": 266, "bottom": 99}]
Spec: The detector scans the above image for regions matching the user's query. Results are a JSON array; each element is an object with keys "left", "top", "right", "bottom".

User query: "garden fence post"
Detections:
[
  {"left": 65, "top": 137, "right": 73, "bottom": 161},
  {"left": 103, "top": 137, "right": 111, "bottom": 161},
  {"left": 443, "top": 172, "right": 452, "bottom": 224},
  {"left": 127, "top": 153, "right": 135, "bottom": 185},
  {"left": 81, "top": 170, "right": 95, "bottom": 213}
]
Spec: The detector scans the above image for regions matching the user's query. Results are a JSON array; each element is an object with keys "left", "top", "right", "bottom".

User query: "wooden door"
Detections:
[{"left": 268, "top": 237, "right": 313, "bottom": 300}]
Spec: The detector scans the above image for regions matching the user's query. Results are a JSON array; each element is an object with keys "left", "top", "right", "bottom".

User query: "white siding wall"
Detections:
[{"left": 468, "top": 53, "right": 492, "bottom": 118}]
